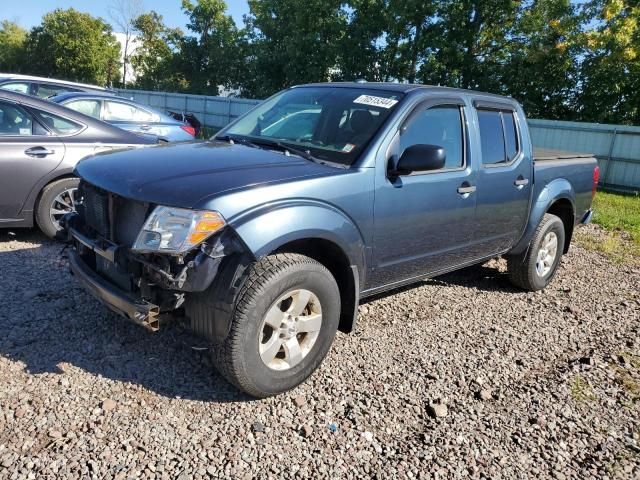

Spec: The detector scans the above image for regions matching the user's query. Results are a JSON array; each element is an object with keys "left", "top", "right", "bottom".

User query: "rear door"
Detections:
[
  {"left": 473, "top": 101, "right": 532, "bottom": 254},
  {"left": 0, "top": 100, "right": 65, "bottom": 220}
]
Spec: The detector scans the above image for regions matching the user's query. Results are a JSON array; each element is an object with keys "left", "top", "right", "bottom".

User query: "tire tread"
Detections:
[{"left": 211, "top": 253, "right": 334, "bottom": 397}]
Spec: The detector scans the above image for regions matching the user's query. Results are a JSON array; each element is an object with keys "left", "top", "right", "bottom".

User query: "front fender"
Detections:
[
  {"left": 510, "top": 178, "right": 575, "bottom": 255},
  {"left": 229, "top": 201, "right": 367, "bottom": 281}
]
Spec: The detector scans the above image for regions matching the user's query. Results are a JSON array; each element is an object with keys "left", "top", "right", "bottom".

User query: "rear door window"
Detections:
[
  {"left": 104, "top": 101, "right": 155, "bottom": 122},
  {"left": 0, "top": 102, "right": 33, "bottom": 136},
  {"left": 502, "top": 112, "right": 519, "bottom": 161},
  {"left": 65, "top": 99, "right": 102, "bottom": 119},
  {"left": 477, "top": 109, "right": 521, "bottom": 165},
  {"left": 0, "top": 82, "right": 31, "bottom": 95},
  {"left": 33, "top": 110, "right": 83, "bottom": 135},
  {"left": 35, "top": 83, "right": 79, "bottom": 98}
]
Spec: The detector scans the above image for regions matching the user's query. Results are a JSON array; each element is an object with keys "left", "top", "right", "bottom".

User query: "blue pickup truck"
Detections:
[{"left": 62, "top": 82, "right": 599, "bottom": 397}]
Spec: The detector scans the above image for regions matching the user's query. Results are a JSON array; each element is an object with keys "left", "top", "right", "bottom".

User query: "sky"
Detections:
[{"left": 1, "top": 0, "right": 250, "bottom": 32}]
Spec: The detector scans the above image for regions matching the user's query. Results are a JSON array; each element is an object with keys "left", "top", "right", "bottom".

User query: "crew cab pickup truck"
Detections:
[{"left": 61, "top": 83, "right": 599, "bottom": 397}]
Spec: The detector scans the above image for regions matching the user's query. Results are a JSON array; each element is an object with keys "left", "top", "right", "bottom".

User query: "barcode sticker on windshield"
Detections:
[{"left": 353, "top": 95, "right": 398, "bottom": 109}]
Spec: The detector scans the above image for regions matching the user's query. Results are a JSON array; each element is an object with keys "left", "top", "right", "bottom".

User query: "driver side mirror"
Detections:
[{"left": 391, "top": 144, "right": 446, "bottom": 176}]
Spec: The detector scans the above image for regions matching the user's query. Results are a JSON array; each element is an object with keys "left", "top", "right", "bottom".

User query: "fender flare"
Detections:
[
  {"left": 229, "top": 200, "right": 367, "bottom": 279},
  {"left": 510, "top": 178, "right": 576, "bottom": 255}
]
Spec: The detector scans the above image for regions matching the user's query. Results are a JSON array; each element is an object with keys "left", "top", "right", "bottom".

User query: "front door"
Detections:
[
  {"left": 0, "top": 100, "right": 64, "bottom": 221},
  {"left": 370, "top": 99, "right": 478, "bottom": 289}
]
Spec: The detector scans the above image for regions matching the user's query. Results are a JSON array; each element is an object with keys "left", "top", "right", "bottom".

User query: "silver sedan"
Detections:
[{"left": 0, "top": 90, "right": 156, "bottom": 238}]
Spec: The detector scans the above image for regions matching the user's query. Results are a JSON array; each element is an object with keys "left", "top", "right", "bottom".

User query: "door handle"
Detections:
[
  {"left": 25, "top": 147, "right": 55, "bottom": 157},
  {"left": 514, "top": 177, "right": 529, "bottom": 187},
  {"left": 457, "top": 185, "right": 476, "bottom": 195},
  {"left": 139, "top": 125, "right": 151, "bottom": 131}
]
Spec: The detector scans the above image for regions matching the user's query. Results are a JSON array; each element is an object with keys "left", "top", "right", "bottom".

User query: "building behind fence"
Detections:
[{"left": 117, "top": 89, "right": 640, "bottom": 193}]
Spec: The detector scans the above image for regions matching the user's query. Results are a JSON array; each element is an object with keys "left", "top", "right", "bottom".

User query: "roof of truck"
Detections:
[{"left": 298, "top": 82, "right": 517, "bottom": 101}]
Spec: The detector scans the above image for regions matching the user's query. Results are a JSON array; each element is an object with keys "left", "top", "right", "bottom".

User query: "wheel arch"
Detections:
[
  {"left": 271, "top": 237, "right": 359, "bottom": 334},
  {"left": 229, "top": 203, "right": 367, "bottom": 334},
  {"left": 510, "top": 178, "right": 576, "bottom": 256}
]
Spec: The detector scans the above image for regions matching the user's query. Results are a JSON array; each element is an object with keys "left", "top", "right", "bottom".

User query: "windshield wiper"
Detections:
[
  {"left": 249, "top": 138, "right": 319, "bottom": 163},
  {"left": 216, "top": 134, "right": 260, "bottom": 149}
]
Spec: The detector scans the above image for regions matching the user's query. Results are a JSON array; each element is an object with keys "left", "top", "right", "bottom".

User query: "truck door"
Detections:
[
  {"left": 473, "top": 101, "right": 532, "bottom": 254},
  {"left": 370, "top": 98, "right": 478, "bottom": 288}
]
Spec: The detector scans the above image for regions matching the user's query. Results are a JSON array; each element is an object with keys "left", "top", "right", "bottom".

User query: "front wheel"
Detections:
[
  {"left": 507, "top": 213, "right": 566, "bottom": 291},
  {"left": 211, "top": 253, "right": 340, "bottom": 398},
  {"left": 35, "top": 177, "right": 79, "bottom": 239}
]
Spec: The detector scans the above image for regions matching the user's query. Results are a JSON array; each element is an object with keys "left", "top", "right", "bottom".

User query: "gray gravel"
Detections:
[{"left": 0, "top": 225, "right": 638, "bottom": 479}]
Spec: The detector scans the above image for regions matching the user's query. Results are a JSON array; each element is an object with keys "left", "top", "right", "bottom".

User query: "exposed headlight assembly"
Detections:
[{"left": 132, "top": 206, "right": 226, "bottom": 254}]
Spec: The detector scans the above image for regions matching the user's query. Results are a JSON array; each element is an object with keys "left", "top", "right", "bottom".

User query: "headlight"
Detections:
[{"left": 132, "top": 206, "right": 225, "bottom": 254}]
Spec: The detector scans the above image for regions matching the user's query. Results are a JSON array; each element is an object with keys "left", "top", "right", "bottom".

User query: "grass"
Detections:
[
  {"left": 570, "top": 374, "right": 597, "bottom": 403},
  {"left": 575, "top": 191, "right": 640, "bottom": 263},
  {"left": 592, "top": 191, "right": 640, "bottom": 246}
]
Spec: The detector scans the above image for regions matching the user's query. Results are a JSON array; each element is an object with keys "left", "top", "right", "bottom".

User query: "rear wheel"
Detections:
[
  {"left": 35, "top": 177, "right": 79, "bottom": 239},
  {"left": 507, "top": 213, "right": 565, "bottom": 291},
  {"left": 211, "top": 253, "right": 340, "bottom": 398}
]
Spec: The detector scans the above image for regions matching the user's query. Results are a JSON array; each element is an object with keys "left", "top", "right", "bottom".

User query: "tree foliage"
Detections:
[
  {"left": 0, "top": 21, "right": 27, "bottom": 73},
  {"left": 2, "top": 0, "right": 640, "bottom": 124},
  {"left": 131, "top": 11, "right": 186, "bottom": 91},
  {"left": 24, "top": 9, "right": 120, "bottom": 85}
]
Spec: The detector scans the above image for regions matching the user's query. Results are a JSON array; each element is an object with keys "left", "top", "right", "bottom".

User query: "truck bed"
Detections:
[{"left": 534, "top": 147, "right": 594, "bottom": 161}]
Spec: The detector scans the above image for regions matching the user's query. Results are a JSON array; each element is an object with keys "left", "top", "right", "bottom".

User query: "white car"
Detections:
[{"left": 0, "top": 73, "right": 113, "bottom": 99}]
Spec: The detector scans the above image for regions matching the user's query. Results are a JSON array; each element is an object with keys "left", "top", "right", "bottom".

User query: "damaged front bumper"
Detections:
[
  {"left": 68, "top": 247, "right": 162, "bottom": 330},
  {"left": 62, "top": 212, "right": 244, "bottom": 332}
]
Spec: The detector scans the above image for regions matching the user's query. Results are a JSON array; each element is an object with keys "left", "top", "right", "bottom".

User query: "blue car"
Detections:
[{"left": 50, "top": 92, "right": 196, "bottom": 142}]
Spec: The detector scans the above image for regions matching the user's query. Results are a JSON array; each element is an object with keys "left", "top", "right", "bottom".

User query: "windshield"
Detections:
[{"left": 218, "top": 87, "right": 404, "bottom": 165}]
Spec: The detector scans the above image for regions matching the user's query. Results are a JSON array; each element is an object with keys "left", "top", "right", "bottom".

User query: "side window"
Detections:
[
  {"left": 0, "top": 102, "right": 33, "bottom": 136},
  {"left": 503, "top": 112, "right": 519, "bottom": 161},
  {"left": 0, "top": 82, "right": 31, "bottom": 95},
  {"left": 35, "top": 83, "right": 78, "bottom": 99},
  {"left": 66, "top": 99, "right": 102, "bottom": 119},
  {"left": 400, "top": 106, "right": 464, "bottom": 169},
  {"left": 478, "top": 109, "right": 521, "bottom": 165},
  {"left": 104, "top": 101, "right": 155, "bottom": 122},
  {"left": 33, "top": 110, "right": 83, "bottom": 135}
]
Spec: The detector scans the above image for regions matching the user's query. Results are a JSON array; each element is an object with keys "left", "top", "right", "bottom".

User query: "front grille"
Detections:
[
  {"left": 78, "top": 182, "right": 110, "bottom": 238},
  {"left": 77, "top": 181, "right": 151, "bottom": 246}
]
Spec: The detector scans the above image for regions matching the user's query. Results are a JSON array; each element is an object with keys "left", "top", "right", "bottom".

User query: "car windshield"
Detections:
[{"left": 218, "top": 87, "right": 404, "bottom": 166}]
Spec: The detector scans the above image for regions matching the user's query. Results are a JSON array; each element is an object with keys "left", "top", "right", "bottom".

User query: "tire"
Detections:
[
  {"left": 211, "top": 253, "right": 340, "bottom": 398},
  {"left": 507, "top": 213, "right": 566, "bottom": 291},
  {"left": 35, "top": 177, "right": 79, "bottom": 239}
]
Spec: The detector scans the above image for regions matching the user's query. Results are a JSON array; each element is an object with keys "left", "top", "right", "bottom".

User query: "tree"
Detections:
[
  {"left": 131, "top": 11, "right": 186, "bottom": 90},
  {"left": 421, "top": 0, "right": 521, "bottom": 91},
  {"left": 24, "top": 9, "right": 121, "bottom": 86},
  {"left": 242, "top": 0, "right": 347, "bottom": 98},
  {"left": 0, "top": 20, "right": 27, "bottom": 72},
  {"left": 578, "top": 0, "right": 640, "bottom": 124},
  {"left": 502, "top": 0, "right": 583, "bottom": 120},
  {"left": 108, "top": 0, "right": 144, "bottom": 86},
  {"left": 179, "top": 0, "right": 245, "bottom": 95}
]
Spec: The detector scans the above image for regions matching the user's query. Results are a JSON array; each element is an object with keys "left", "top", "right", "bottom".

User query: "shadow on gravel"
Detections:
[
  {"left": 0, "top": 229, "right": 251, "bottom": 403},
  {"left": 361, "top": 263, "right": 521, "bottom": 305}
]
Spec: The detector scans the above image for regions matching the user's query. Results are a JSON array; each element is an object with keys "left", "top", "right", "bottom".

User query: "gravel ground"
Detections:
[{"left": 0, "top": 224, "right": 638, "bottom": 479}]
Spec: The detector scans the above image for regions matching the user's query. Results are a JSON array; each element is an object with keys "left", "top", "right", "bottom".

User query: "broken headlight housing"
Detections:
[{"left": 132, "top": 206, "right": 226, "bottom": 254}]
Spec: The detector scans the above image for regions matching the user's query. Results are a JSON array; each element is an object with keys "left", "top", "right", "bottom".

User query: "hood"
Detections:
[{"left": 75, "top": 140, "right": 342, "bottom": 208}]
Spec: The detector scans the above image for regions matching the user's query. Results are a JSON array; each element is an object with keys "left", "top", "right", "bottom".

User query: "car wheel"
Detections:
[
  {"left": 507, "top": 213, "right": 565, "bottom": 291},
  {"left": 35, "top": 177, "right": 79, "bottom": 239},
  {"left": 211, "top": 253, "right": 340, "bottom": 398}
]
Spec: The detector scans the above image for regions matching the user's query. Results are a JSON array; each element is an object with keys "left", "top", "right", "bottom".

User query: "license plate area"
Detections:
[{"left": 96, "top": 255, "right": 132, "bottom": 292}]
